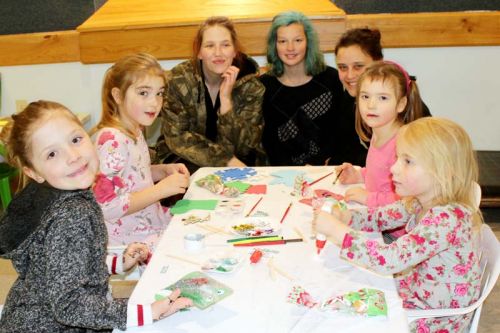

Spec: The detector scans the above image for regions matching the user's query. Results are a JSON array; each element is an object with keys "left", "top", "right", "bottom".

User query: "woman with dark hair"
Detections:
[
  {"left": 332, "top": 28, "right": 431, "bottom": 166},
  {"left": 260, "top": 11, "right": 344, "bottom": 166},
  {"left": 156, "top": 16, "right": 265, "bottom": 173}
]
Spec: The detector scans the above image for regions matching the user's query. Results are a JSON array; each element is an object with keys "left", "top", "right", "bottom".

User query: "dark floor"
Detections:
[{"left": 477, "top": 151, "right": 500, "bottom": 199}]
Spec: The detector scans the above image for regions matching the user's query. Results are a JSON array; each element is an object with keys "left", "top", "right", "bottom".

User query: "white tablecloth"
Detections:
[{"left": 114, "top": 166, "right": 409, "bottom": 333}]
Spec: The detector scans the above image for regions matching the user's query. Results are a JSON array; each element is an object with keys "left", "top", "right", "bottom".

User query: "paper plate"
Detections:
[{"left": 201, "top": 251, "right": 244, "bottom": 274}]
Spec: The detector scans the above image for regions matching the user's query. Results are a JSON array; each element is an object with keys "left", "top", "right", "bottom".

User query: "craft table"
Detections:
[{"left": 114, "top": 166, "right": 409, "bottom": 333}]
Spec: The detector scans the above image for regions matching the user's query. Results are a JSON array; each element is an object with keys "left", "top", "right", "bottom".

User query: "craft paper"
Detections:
[
  {"left": 224, "top": 181, "right": 251, "bottom": 193},
  {"left": 270, "top": 170, "right": 308, "bottom": 187},
  {"left": 246, "top": 184, "right": 267, "bottom": 194},
  {"left": 170, "top": 199, "right": 218, "bottom": 215},
  {"left": 215, "top": 167, "right": 257, "bottom": 182}
]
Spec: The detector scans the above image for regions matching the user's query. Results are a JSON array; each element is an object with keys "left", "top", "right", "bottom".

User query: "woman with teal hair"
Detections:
[{"left": 260, "top": 11, "right": 344, "bottom": 166}]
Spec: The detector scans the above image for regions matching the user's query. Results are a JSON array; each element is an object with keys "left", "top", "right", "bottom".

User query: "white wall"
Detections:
[{"left": 1, "top": 45, "right": 499, "bottom": 150}]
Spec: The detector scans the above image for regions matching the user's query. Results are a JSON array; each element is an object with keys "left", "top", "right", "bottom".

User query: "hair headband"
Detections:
[{"left": 384, "top": 60, "right": 411, "bottom": 95}]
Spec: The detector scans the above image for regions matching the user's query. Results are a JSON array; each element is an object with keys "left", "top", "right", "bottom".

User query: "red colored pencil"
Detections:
[
  {"left": 308, "top": 171, "right": 334, "bottom": 186},
  {"left": 245, "top": 196, "right": 263, "bottom": 217},
  {"left": 279, "top": 202, "right": 293, "bottom": 224}
]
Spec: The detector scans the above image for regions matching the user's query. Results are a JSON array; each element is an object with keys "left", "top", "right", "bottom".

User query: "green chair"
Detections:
[{"left": 0, "top": 143, "right": 18, "bottom": 210}]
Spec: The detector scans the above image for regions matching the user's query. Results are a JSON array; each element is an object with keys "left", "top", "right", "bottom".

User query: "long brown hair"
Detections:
[
  {"left": 191, "top": 16, "right": 245, "bottom": 73},
  {"left": 92, "top": 52, "right": 165, "bottom": 141}
]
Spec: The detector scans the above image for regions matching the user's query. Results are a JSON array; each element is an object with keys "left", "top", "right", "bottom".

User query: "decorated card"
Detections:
[{"left": 155, "top": 271, "right": 233, "bottom": 310}]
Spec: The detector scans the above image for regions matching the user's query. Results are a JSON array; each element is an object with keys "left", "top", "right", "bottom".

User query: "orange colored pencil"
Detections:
[
  {"left": 280, "top": 202, "right": 293, "bottom": 224},
  {"left": 308, "top": 171, "right": 333, "bottom": 186}
]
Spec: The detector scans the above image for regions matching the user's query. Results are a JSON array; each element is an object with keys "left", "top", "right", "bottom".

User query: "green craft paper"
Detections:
[
  {"left": 170, "top": 199, "right": 218, "bottom": 215},
  {"left": 224, "top": 181, "right": 251, "bottom": 193}
]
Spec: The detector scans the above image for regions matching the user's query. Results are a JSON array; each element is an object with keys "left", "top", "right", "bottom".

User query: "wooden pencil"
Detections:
[
  {"left": 308, "top": 171, "right": 334, "bottom": 186},
  {"left": 245, "top": 196, "right": 263, "bottom": 217},
  {"left": 279, "top": 202, "right": 293, "bottom": 224}
]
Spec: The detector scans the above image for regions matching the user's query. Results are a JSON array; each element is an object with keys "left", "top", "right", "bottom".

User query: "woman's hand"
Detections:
[
  {"left": 123, "top": 242, "right": 149, "bottom": 271},
  {"left": 219, "top": 66, "right": 239, "bottom": 115},
  {"left": 151, "top": 288, "right": 193, "bottom": 321}
]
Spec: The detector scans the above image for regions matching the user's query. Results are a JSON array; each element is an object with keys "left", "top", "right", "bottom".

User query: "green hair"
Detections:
[{"left": 266, "top": 11, "right": 326, "bottom": 77}]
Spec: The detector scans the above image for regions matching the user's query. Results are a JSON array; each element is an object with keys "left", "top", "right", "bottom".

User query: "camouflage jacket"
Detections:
[{"left": 156, "top": 58, "right": 265, "bottom": 167}]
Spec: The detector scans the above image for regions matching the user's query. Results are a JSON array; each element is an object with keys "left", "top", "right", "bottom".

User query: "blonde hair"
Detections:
[
  {"left": 0, "top": 100, "right": 81, "bottom": 189},
  {"left": 398, "top": 117, "right": 482, "bottom": 228},
  {"left": 355, "top": 61, "right": 424, "bottom": 142},
  {"left": 92, "top": 52, "right": 165, "bottom": 141}
]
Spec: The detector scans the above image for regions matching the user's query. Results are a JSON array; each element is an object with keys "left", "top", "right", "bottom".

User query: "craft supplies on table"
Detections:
[{"left": 116, "top": 167, "right": 408, "bottom": 333}]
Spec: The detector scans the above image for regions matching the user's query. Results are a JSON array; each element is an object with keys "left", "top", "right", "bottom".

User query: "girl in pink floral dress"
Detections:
[
  {"left": 315, "top": 117, "right": 482, "bottom": 333},
  {"left": 92, "top": 53, "right": 190, "bottom": 248}
]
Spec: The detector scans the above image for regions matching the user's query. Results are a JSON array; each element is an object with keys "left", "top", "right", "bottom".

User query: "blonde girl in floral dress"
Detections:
[
  {"left": 92, "top": 53, "right": 190, "bottom": 248},
  {"left": 315, "top": 117, "right": 481, "bottom": 332}
]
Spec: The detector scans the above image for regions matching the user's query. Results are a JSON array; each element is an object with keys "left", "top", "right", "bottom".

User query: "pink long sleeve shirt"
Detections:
[{"left": 361, "top": 134, "right": 399, "bottom": 208}]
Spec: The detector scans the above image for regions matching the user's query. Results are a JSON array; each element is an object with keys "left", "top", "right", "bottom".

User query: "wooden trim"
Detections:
[
  {"left": 79, "top": 18, "right": 345, "bottom": 64},
  {"left": 1, "top": 11, "right": 499, "bottom": 66},
  {"left": 0, "top": 31, "right": 80, "bottom": 66},
  {"left": 347, "top": 11, "right": 500, "bottom": 48}
]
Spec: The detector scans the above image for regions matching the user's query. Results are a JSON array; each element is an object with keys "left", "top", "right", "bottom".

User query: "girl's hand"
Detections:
[
  {"left": 226, "top": 156, "right": 246, "bottom": 167},
  {"left": 344, "top": 187, "right": 368, "bottom": 205},
  {"left": 163, "top": 163, "right": 190, "bottom": 177},
  {"left": 313, "top": 211, "right": 351, "bottom": 246},
  {"left": 219, "top": 66, "right": 239, "bottom": 115},
  {"left": 156, "top": 172, "right": 189, "bottom": 198},
  {"left": 331, "top": 206, "right": 352, "bottom": 224},
  {"left": 337, "top": 163, "right": 363, "bottom": 184},
  {"left": 123, "top": 242, "right": 149, "bottom": 271},
  {"left": 152, "top": 288, "right": 193, "bottom": 321}
]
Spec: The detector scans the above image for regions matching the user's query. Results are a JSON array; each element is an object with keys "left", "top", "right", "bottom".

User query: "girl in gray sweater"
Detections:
[{"left": 0, "top": 101, "right": 191, "bottom": 332}]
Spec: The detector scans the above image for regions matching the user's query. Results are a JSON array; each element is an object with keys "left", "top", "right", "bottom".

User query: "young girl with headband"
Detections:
[{"left": 337, "top": 61, "right": 425, "bottom": 208}]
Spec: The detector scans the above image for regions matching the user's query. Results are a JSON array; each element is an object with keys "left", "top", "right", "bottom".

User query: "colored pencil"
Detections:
[
  {"left": 279, "top": 202, "right": 293, "bottom": 224},
  {"left": 332, "top": 169, "right": 344, "bottom": 185},
  {"left": 308, "top": 171, "right": 334, "bottom": 186},
  {"left": 245, "top": 196, "right": 263, "bottom": 217},
  {"left": 230, "top": 236, "right": 283, "bottom": 245},
  {"left": 232, "top": 239, "right": 303, "bottom": 247},
  {"left": 227, "top": 235, "right": 281, "bottom": 243}
]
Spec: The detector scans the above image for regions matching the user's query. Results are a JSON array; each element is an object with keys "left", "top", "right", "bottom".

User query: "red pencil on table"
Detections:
[
  {"left": 245, "top": 196, "right": 263, "bottom": 217},
  {"left": 308, "top": 171, "right": 334, "bottom": 186},
  {"left": 280, "top": 202, "right": 293, "bottom": 224}
]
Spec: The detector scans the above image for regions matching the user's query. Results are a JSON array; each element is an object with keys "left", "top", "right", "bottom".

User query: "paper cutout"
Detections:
[
  {"left": 287, "top": 286, "right": 318, "bottom": 308},
  {"left": 269, "top": 170, "right": 308, "bottom": 187},
  {"left": 299, "top": 189, "right": 345, "bottom": 206},
  {"left": 215, "top": 167, "right": 257, "bottom": 182},
  {"left": 182, "top": 214, "right": 211, "bottom": 225},
  {"left": 246, "top": 184, "right": 267, "bottom": 194},
  {"left": 170, "top": 199, "right": 218, "bottom": 215},
  {"left": 155, "top": 271, "right": 233, "bottom": 310},
  {"left": 195, "top": 174, "right": 240, "bottom": 197},
  {"left": 287, "top": 286, "right": 388, "bottom": 317},
  {"left": 224, "top": 181, "right": 251, "bottom": 193},
  {"left": 215, "top": 199, "right": 245, "bottom": 216}
]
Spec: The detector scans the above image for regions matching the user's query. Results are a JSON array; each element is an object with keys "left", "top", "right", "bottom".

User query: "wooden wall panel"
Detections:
[
  {"left": 0, "top": 31, "right": 79, "bottom": 66},
  {"left": 347, "top": 12, "right": 500, "bottom": 48}
]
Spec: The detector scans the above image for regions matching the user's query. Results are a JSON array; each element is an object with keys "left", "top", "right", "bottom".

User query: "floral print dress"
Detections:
[
  {"left": 93, "top": 128, "right": 169, "bottom": 248},
  {"left": 339, "top": 201, "right": 481, "bottom": 333}
]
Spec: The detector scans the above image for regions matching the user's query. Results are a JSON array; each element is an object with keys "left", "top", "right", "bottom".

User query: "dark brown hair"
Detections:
[{"left": 335, "top": 28, "right": 383, "bottom": 61}]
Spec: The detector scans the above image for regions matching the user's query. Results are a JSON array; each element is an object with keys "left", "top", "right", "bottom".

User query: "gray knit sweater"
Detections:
[{"left": 0, "top": 182, "right": 127, "bottom": 332}]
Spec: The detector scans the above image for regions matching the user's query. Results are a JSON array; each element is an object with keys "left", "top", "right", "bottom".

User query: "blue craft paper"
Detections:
[
  {"left": 269, "top": 170, "right": 310, "bottom": 187},
  {"left": 215, "top": 167, "right": 257, "bottom": 182}
]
